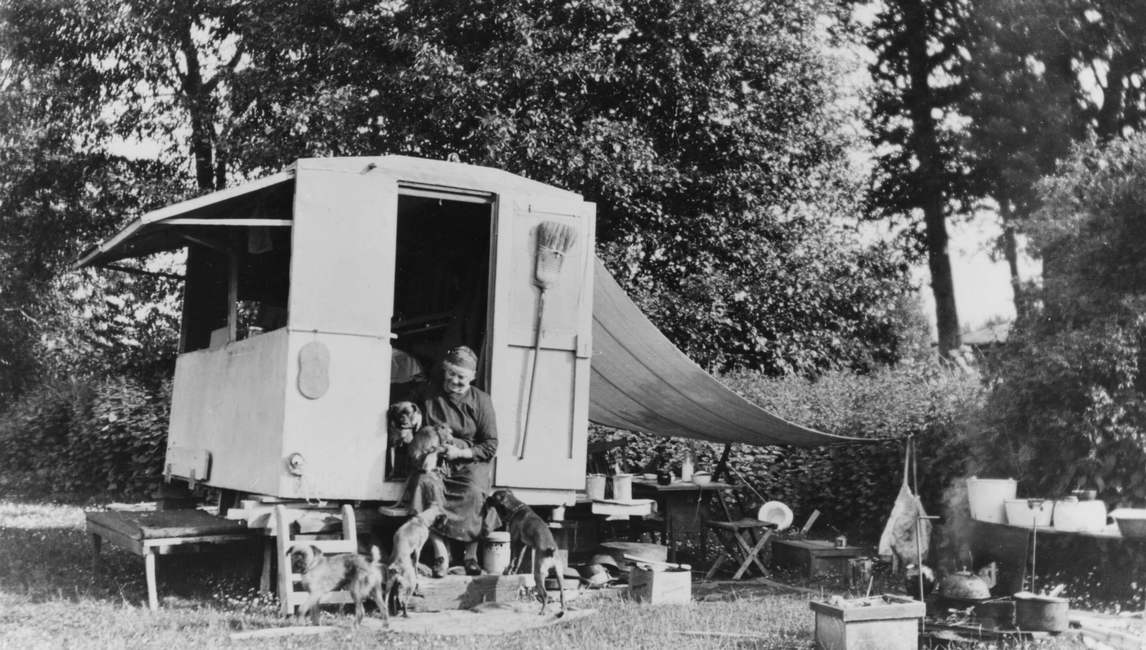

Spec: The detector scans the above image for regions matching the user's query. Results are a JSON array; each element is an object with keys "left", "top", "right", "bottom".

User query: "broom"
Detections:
[{"left": 516, "top": 220, "right": 577, "bottom": 460}]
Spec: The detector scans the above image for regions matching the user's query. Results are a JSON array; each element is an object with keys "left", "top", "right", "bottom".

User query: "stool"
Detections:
[
  {"left": 703, "top": 519, "right": 775, "bottom": 580},
  {"left": 86, "top": 508, "right": 256, "bottom": 610}
]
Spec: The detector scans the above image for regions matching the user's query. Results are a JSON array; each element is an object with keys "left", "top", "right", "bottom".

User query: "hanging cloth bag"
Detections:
[{"left": 878, "top": 438, "right": 931, "bottom": 568}]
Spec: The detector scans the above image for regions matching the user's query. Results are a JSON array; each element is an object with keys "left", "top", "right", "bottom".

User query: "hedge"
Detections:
[{"left": 0, "top": 376, "right": 170, "bottom": 500}]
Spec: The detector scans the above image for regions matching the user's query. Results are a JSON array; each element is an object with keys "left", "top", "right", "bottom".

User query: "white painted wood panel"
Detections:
[
  {"left": 166, "top": 328, "right": 290, "bottom": 496},
  {"left": 277, "top": 331, "right": 391, "bottom": 500},
  {"left": 288, "top": 160, "right": 397, "bottom": 336},
  {"left": 492, "top": 197, "right": 595, "bottom": 491}
]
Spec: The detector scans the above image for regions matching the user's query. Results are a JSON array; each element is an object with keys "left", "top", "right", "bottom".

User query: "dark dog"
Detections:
[
  {"left": 287, "top": 544, "right": 387, "bottom": 626},
  {"left": 407, "top": 423, "right": 455, "bottom": 473},
  {"left": 387, "top": 401, "right": 423, "bottom": 446},
  {"left": 386, "top": 504, "right": 449, "bottom": 617},
  {"left": 486, "top": 489, "right": 566, "bottom": 616}
]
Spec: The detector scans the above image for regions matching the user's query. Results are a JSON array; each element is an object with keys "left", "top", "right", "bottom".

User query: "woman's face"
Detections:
[{"left": 442, "top": 363, "right": 475, "bottom": 396}]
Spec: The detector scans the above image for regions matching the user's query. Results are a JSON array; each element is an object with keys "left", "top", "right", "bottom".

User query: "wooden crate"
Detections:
[
  {"left": 629, "top": 566, "right": 691, "bottom": 605},
  {"left": 810, "top": 595, "right": 923, "bottom": 650},
  {"left": 771, "top": 538, "right": 868, "bottom": 578}
]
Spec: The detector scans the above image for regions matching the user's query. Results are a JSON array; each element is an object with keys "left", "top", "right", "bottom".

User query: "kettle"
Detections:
[{"left": 936, "top": 563, "right": 997, "bottom": 604}]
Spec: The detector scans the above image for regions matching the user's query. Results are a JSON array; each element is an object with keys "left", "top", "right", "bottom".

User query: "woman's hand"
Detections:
[{"left": 444, "top": 445, "right": 474, "bottom": 461}]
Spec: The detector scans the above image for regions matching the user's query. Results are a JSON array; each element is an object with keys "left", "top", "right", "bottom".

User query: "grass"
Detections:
[{"left": 0, "top": 499, "right": 1092, "bottom": 649}]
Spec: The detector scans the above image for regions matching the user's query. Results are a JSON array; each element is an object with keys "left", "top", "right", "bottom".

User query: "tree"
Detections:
[
  {"left": 961, "top": 1, "right": 1079, "bottom": 317},
  {"left": 4, "top": 0, "right": 247, "bottom": 191},
  {"left": 0, "top": 4, "right": 185, "bottom": 398},
  {"left": 981, "top": 133, "right": 1146, "bottom": 501},
  {"left": 962, "top": 2, "right": 1146, "bottom": 316},
  {"left": 225, "top": 0, "right": 915, "bottom": 373},
  {"left": 1, "top": 0, "right": 918, "bottom": 378},
  {"left": 864, "top": 0, "right": 975, "bottom": 357}
]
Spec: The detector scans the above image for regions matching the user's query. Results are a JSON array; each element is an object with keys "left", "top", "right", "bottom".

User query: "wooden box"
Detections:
[
  {"left": 810, "top": 595, "right": 923, "bottom": 650},
  {"left": 771, "top": 538, "right": 868, "bottom": 578},
  {"left": 629, "top": 566, "right": 691, "bottom": 605}
]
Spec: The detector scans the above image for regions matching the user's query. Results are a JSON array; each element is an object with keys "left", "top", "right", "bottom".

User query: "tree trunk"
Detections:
[
  {"left": 1095, "top": 53, "right": 1127, "bottom": 142},
  {"left": 177, "top": 20, "right": 219, "bottom": 191},
  {"left": 998, "top": 199, "right": 1024, "bottom": 320},
  {"left": 904, "top": 2, "right": 961, "bottom": 356},
  {"left": 924, "top": 200, "right": 961, "bottom": 355}
]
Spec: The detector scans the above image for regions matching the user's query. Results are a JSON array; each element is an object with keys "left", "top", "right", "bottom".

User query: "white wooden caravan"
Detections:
[{"left": 79, "top": 157, "right": 596, "bottom": 505}]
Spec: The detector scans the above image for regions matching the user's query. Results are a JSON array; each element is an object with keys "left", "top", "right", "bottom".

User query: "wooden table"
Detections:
[
  {"left": 86, "top": 508, "right": 258, "bottom": 610},
  {"left": 632, "top": 477, "right": 732, "bottom": 561}
]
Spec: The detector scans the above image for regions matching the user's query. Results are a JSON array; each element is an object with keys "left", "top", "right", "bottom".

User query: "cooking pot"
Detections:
[
  {"left": 935, "top": 570, "right": 993, "bottom": 608},
  {"left": 1014, "top": 592, "right": 1069, "bottom": 632}
]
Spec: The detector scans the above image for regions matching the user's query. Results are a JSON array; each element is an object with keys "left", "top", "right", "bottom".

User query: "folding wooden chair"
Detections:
[
  {"left": 701, "top": 444, "right": 775, "bottom": 580},
  {"left": 703, "top": 519, "right": 775, "bottom": 580}
]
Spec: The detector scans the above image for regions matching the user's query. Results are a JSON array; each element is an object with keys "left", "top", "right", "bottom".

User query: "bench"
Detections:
[{"left": 86, "top": 508, "right": 258, "bottom": 610}]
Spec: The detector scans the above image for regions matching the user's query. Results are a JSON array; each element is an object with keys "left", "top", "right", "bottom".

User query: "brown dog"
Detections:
[
  {"left": 386, "top": 504, "right": 449, "bottom": 617},
  {"left": 407, "top": 423, "right": 455, "bottom": 472},
  {"left": 287, "top": 544, "right": 388, "bottom": 626},
  {"left": 387, "top": 401, "right": 423, "bottom": 446},
  {"left": 486, "top": 489, "right": 566, "bottom": 616}
]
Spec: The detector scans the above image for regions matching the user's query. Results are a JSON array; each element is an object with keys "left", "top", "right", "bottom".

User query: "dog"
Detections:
[
  {"left": 286, "top": 544, "right": 388, "bottom": 626},
  {"left": 386, "top": 504, "right": 449, "bottom": 617},
  {"left": 407, "top": 423, "right": 455, "bottom": 473},
  {"left": 387, "top": 401, "right": 423, "bottom": 446},
  {"left": 486, "top": 489, "right": 566, "bottom": 617}
]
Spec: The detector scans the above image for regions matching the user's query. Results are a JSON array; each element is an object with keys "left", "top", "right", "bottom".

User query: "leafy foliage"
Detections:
[
  {"left": 0, "top": 4, "right": 189, "bottom": 398},
  {"left": 226, "top": 0, "right": 914, "bottom": 372},
  {"left": 979, "top": 134, "right": 1146, "bottom": 504},
  {"left": 0, "top": 377, "right": 170, "bottom": 499}
]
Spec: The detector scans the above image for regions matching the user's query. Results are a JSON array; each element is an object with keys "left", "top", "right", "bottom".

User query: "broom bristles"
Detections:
[{"left": 537, "top": 221, "right": 577, "bottom": 252}]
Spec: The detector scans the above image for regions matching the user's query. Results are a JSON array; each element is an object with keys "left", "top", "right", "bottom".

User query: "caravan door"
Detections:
[{"left": 489, "top": 195, "right": 596, "bottom": 493}]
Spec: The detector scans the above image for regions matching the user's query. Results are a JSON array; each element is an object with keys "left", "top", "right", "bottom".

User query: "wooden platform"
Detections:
[
  {"left": 86, "top": 508, "right": 258, "bottom": 610},
  {"left": 409, "top": 574, "right": 548, "bottom": 612}
]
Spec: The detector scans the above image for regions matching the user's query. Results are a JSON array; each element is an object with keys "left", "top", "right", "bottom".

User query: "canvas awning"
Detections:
[{"left": 589, "top": 258, "right": 867, "bottom": 447}]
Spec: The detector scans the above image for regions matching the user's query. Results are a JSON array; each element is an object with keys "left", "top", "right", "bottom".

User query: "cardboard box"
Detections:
[{"left": 629, "top": 566, "right": 691, "bottom": 605}]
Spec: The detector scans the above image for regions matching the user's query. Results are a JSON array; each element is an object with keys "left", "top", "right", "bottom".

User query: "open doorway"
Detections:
[{"left": 389, "top": 192, "right": 494, "bottom": 399}]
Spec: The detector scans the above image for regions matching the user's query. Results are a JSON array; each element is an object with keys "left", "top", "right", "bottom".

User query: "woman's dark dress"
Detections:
[{"left": 404, "top": 381, "right": 499, "bottom": 542}]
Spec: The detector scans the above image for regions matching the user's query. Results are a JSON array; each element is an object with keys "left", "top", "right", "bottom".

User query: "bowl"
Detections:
[
  {"left": 757, "top": 501, "right": 794, "bottom": 530},
  {"left": 1113, "top": 509, "right": 1146, "bottom": 538},
  {"left": 1054, "top": 498, "right": 1106, "bottom": 532},
  {"left": 691, "top": 471, "right": 712, "bottom": 485},
  {"left": 1004, "top": 499, "right": 1053, "bottom": 527}
]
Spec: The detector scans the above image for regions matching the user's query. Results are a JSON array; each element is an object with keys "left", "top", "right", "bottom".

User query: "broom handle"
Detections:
[{"left": 518, "top": 290, "right": 547, "bottom": 460}]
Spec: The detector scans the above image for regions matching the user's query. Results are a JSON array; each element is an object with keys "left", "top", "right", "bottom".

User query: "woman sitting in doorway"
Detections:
[{"left": 395, "top": 345, "right": 499, "bottom": 576}]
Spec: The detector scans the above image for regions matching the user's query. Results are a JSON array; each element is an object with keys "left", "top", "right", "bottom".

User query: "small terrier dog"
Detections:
[
  {"left": 387, "top": 504, "right": 449, "bottom": 617},
  {"left": 407, "top": 423, "right": 456, "bottom": 473},
  {"left": 287, "top": 544, "right": 388, "bottom": 626},
  {"left": 486, "top": 489, "right": 566, "bottom": 616},
  {"left": 387, "top": 401, "right": 423, "bottom": 446}
]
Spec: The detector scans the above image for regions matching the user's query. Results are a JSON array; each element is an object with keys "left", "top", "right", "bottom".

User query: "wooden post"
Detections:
[
  {"left": 275, "top": 505, "right": 292, "bottom": 617},
  {"left": 144, "top": 550, "right": 159, "bottom": 611},
  {"left": 90, "top": 533, "right": 102, "bottom": 578},
  {"left": 340, "top": 504, "right": 356, "bottom": 544}
]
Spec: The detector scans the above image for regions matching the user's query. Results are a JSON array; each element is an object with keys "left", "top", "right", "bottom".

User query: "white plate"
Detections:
[{"left": 757, "top": 501, "right": 794, "bottom": 530}]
